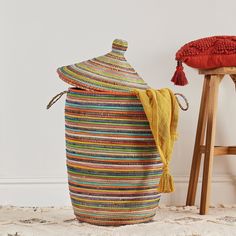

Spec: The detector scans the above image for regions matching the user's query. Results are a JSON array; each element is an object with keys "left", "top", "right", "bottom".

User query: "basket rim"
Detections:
[{"left": 68, "top": 87, "right": 137, "bottom": 96}]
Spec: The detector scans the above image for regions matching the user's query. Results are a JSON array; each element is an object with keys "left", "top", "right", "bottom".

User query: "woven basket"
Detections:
[{"left": 65, "top": 88, "right": 163, "bottom": 226}]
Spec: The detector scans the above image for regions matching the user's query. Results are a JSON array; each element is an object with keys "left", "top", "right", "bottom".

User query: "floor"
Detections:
[{"left": 0, "top": 205, "right": 236, "bottom": 236}]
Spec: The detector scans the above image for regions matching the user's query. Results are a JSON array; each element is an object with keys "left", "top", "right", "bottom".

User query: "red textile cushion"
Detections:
[{"left": 171, "top": 36, "right": 236, "bottom": 86}]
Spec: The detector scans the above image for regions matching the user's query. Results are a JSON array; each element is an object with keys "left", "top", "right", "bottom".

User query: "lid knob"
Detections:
[{"left": 112, "top": 39, "right": 128, "bottom": 54}]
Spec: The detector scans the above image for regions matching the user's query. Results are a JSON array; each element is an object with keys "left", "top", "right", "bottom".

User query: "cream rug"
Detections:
[{"left": 0, "top": 205, "right": 236, "bottom": 236}]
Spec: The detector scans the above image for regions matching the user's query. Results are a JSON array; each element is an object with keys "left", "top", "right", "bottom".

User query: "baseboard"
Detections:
[
  {"left": 0, "top": 177, "right": 67, "bottom": 185},
  {"left": 0, "top": 175, "right": 235, "bottom": 206},
  {"left": 162, "top": 174, "right": 236, "bottom": 206},
  {"left": 0, "top": 174, "right": 235, "bottom": 185}
]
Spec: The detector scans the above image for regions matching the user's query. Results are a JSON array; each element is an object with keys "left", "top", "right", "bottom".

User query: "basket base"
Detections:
[{"left": 75, "top": 214, "right": 154, "bottom": 226}]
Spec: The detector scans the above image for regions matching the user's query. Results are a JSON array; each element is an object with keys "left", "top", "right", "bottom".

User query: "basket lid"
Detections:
[{"left": 57, "top": 39, "right": 149, "bottom": 92}]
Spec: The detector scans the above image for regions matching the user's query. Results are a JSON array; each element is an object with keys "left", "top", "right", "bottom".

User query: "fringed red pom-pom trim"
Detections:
[{"left": 171, "top": 61, "right": 188, "bottom": 86}]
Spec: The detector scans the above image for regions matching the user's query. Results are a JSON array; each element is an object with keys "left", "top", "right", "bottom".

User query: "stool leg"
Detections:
[
  {"left": 186, "top": 76, "right": 210, "bottom": 206},
  {"left": 200, "top": 75, "right": 222, "bottom": 215},
  {"left": 230, "top": 74, "right": 236, "bottom": 89}
]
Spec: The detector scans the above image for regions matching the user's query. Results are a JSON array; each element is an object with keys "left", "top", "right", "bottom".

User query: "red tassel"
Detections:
[{"left": 171, "top": 61, "right": 188, "bottom": 86}]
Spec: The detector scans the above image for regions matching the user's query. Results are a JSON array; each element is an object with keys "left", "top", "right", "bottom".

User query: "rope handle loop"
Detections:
[
  {"left": 174, "top": 93, "right": 189, "bottom": 111},
  {"left": 46, "top": 90, "right": 189, "bottom": 111},
  {"left": 46, "top": 90, "right": 68, "bottom": 109}
]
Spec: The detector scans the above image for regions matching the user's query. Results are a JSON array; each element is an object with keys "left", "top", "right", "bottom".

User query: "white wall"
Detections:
[{"left": 0, "top": 0, "right": 235, "bottom": 206}]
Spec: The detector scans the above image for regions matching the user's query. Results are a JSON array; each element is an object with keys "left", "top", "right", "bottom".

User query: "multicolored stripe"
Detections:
[
  {"left": 58, "top": 39, "right": 149, "bottom": 92},
  {"left": 65, "top": 88, "right": 163, "bottom": 226}
]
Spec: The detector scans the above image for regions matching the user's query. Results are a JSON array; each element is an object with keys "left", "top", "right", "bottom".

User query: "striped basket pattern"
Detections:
[{"left": 65, "top": 88, "right": 163, "bottom": 226}]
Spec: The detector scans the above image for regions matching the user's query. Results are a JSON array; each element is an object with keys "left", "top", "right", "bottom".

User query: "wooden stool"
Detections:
[{"left": 186, "top": 67, "right": 236, "bottom": 215}]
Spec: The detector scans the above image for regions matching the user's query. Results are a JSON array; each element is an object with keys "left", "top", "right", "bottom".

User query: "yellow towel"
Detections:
[{"left": 134, "top": 88, "right": 179, "bottom": 193}]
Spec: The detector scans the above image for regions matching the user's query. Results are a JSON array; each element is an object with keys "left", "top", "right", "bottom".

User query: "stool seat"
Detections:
[
  {"left": 199, "top": 66, "right": 236, "bottom": 74},
  {"left": 186, "top": 67, "right": 236, "bottom": 215}
]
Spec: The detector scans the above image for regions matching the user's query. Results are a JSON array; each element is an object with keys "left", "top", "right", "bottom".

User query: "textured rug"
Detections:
[{"left": 0, "top": 205, "right": 236, "bottom": 236}]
